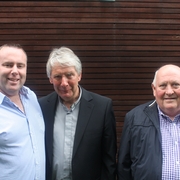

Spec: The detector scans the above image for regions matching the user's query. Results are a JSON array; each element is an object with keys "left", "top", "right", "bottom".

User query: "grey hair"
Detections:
[
  {"left": 46, "top": 47, "right": 82, "bottom": 78},
  {"left": 152, "top": 70, "right": 158, "bottom": 86}
]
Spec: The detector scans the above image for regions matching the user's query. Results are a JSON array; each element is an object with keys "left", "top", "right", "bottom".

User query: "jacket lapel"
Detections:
[{"left": 72, "top": 89, "right": 94, "bottom": 157}]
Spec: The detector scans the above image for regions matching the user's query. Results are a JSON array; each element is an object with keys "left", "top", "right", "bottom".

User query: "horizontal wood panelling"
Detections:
[{"left": 0, "top": 0, "right": 180, "bottom": 147}]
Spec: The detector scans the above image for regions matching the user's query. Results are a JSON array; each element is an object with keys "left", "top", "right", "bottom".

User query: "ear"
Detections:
[
  {"left": 49, "top": 77, "right": 53, "bottom": 84},
  {"left": 78, "top": 73, "right": 82, "bottom": 82},
  {"left": 151, "top": 83, "right": 156, "bottom": 97}
]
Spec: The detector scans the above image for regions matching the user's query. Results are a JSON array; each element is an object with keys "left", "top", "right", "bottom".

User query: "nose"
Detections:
[
  {"left": 61, "top": 76, "right": 68, "bottom": 86},
  {"left": 11, "top": 65, "right": 18, "bottom": 75},
  {"left": 165, "top": 85, "right": 174, "bottom": 95}
]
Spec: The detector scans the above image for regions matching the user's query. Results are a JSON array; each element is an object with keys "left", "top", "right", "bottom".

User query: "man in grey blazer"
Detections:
[{"left": 38, "top": 47, "right": 117, "bottom": 180}]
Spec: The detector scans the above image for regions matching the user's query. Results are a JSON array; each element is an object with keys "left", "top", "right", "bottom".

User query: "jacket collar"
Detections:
[{"left": 144, "top": 100, "right": 162, "bottom": 143}]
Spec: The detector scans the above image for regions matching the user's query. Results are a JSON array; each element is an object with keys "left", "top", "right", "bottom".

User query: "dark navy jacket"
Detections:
[{"left": 118, "top": 101, "right": 162, "bottom": 180}]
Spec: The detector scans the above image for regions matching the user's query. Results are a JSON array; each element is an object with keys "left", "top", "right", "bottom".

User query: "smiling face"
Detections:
[
  {"left": 49, "top": 64, "right": 81, "bottom": 106},
  {"left": 0, "top": 46, "right": 27, "bottom": 97},
  {"left": 152, "top": 65, "right": 180, "bottom": 118}
]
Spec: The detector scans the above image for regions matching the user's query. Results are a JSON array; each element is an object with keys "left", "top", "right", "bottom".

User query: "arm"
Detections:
[
  {"left": 101, "top": 99, "right": 117, "bottom": 180},
  {"left": 117, "top": 113, "right": 132, "bottom": 180}
]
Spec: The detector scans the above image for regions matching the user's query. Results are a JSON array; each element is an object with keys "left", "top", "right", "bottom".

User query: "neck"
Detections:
[{"left": 9, "top": 94, "right": 25, "bottom": 113}]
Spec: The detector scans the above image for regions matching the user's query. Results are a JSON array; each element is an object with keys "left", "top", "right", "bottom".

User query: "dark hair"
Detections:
[{"left": 0, "top": 43, "right": 27, "bottom": 60}]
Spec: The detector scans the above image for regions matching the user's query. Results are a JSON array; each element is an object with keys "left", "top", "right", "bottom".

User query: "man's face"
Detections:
[
  {"left": 152, "top": 65, "right": 180, "bottom": 117},
  {"left": 49, "top": 65, "right": 81, "bottom": 105},
  {"left": 0, "top": 46, "right": 27, "bottom": 97}
]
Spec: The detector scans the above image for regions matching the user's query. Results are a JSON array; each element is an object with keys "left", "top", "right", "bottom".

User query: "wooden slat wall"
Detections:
[{"left": 1, "top": 0, "right": 180, "bottom": 146}]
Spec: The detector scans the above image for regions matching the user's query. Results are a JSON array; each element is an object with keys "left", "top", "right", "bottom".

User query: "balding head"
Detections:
[{"left": 151, "top": 64, "right": 180, "bottom": 119}]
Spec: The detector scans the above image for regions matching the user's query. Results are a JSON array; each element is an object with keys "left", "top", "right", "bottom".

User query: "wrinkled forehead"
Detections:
[{"left": 52, "top": 64, "right": 78, "bottom": 73}]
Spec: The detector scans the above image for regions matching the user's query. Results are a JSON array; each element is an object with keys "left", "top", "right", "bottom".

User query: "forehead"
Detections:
[
  {"left": 157, "top": 66, "right": 180, "bottom": 82},
  {"left": 0, "top": 46, "right": 27, "bottom": 62},
  {"left": 51, "top": 64, "right": 77, "bottom": 73}
]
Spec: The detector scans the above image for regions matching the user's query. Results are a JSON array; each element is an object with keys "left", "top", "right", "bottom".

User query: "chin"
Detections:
[{"left": 164, "top": 106, "right": 177, "bottom": 111}]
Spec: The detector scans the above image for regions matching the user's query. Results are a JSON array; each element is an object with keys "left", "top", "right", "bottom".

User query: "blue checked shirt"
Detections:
[{"left": 159, "top": 108, "right": 180, "bottom": 180}]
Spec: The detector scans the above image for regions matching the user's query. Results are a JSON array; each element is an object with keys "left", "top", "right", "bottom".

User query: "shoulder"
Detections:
[
  {"left": 125, "top": 100, "right": 157, "bottom": 126},
  {"left": 128, "top": 100, "right": 155, "bottom": 114},
  {"left": 22, "top": 86, "right": 37, "bottom": 98},
  {"left": 21, "top": 86, "right": 42, "bottom": 110},
  {"left": 38, "top": 91, "right": 57, "bottom": 103},
  {"left": 81, "top": 87, "right": 112, "bottom": 103}
]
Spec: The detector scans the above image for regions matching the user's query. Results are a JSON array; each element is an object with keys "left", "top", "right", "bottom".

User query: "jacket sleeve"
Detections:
[
  {"left": 101, "top": 99, "right": 117, "bottom": 180},
  {"left": 117, "top": 112, "right": 132, "bottom": 180}
]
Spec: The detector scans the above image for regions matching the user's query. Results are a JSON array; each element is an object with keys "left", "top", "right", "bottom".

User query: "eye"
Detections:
[
  {"left": 66, "top": 73, "right": 73, "bottom": 79},
  {"left": 5, "top": 64, "right": 11, "bottom": 67},
  {"left": 3, "top": 63, "right": 13, "bottom": 68},
  {"left": 159, "top": 84, "right": 166, "bottom": 89},
  {"left": 17, "top": 63, "right": 25, "bottom": 68},
  {"left": 53, "top": 75, "right": 62, "bottom": 80},
  {"left": 172, "top": 83, "right": 180, "bottom": 88}
]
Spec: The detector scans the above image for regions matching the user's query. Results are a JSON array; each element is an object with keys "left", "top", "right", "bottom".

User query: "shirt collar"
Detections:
[
  {"left": 158, "top": 105, "right": 180, "bottom": 122},
  {"left": 0, "top": 86, "right": 28, "bottom": 104},
  {"left": 59, "top": 86, "right": 82, "bottom": 112}
]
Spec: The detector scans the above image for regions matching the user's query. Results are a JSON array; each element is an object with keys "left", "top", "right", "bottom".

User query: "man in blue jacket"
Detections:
[{"left": 118, "top": 64, "right": 180, "bottom": 180}]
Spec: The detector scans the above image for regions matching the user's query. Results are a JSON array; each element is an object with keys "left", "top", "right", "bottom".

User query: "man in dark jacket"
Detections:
[
  {"left": 118, "top": 64, "right": 180, "bottom": 180},
  {"left": 39, "top": 46, "right": 117, "bottom": 180}
]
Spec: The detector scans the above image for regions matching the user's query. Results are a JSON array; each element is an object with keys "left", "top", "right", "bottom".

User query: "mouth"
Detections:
[
  {"left": 164, "top": 98, "right": 176, "bottom": 101},
  {"left": 60, "top": 87, "right": 69, "bottom": 92},
  {"left": 60, "top": 89, "right": 69, "bottom": 94},
  {"left": 8, "top": 78, "right": 19, "bottom": 82}
]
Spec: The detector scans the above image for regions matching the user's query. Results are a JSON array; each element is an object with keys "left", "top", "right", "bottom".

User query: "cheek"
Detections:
[
  {"left": 53, "top": 81, "right": 60, "bottom": 87},
  {"left": 68, "top": 79, "right": 78, "bottom": 85},
  {"left": 154, "top": 90, "right": 164, "bottom": 98},
  {"left": 176, "top": 89, "right": 180, "bottom": 95},
  {"left": 20, "top": 69, "right": 26, "bottom": 75},
  {"left": 49, "top": 79, "right": 60, "bottom": 87},
  {"left": 49, "top": 78, "right": 59, "bottom": 85}
]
